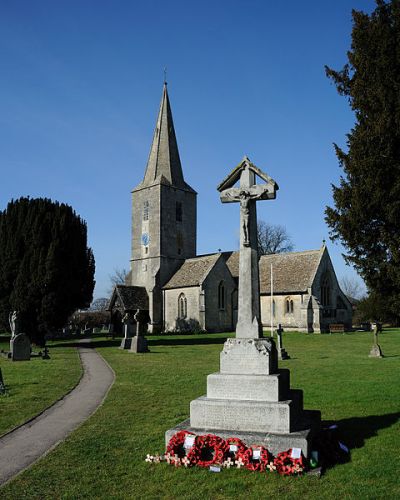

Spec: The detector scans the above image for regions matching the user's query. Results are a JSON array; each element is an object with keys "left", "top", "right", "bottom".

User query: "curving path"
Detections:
[{"left": 0, "top": 340, "right": 115, "bottom": 486}]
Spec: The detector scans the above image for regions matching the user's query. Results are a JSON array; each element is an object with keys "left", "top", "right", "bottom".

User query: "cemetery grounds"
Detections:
[{"left": 0, "top": 329, "right": 399, "bottom": 499}]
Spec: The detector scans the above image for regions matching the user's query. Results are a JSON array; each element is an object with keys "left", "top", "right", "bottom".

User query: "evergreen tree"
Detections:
[
  {"left": 0, "top": 198, "right": 95, "bottom": 344},
  {"left": 325, "top": 0, "right": 400, "bottom": 321}
]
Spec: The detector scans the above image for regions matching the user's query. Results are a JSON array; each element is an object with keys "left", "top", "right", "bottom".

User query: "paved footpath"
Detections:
[{"left": 0, "top": 340, "right": 115, "bottom": 486}]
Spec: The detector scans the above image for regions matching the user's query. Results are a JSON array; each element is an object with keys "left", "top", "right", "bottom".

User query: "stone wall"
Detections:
[
  {"left": 260, "top": 293, "right": 308, "bottom": 331},
  {"left": 202, "top": 258, "right": 236, "bottom": 332},
  {"left": 163, "top": 286, "right": 201, "bottom": 331},
  {"left": 311, "top": 249, "right": 352, "bottom": 331}
]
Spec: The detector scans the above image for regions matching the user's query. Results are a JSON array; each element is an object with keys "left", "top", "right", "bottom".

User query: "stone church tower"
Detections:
[{"left": 129, "top": 83, "right": 197, "bottom": 332}]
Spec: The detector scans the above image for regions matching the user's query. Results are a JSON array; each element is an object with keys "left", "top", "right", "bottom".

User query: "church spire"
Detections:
[{"left": 141, "top": 83, "right": 194, "bottom": 191}]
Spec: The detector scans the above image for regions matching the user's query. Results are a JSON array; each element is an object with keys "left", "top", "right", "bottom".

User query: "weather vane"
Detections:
[{"left": 163, "top": 67, "right": 167, "bottom": 85}]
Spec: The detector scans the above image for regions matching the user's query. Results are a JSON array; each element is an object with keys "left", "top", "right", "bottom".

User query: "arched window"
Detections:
[
  {"left": 321, "top": 274, "right": 331, "bottom": 306},
  {"left": 285, "top": 297, "right": 294, "bottom": 314},
  {"left": 272, "top": 299, "right": 276, "bottom": 317},
  {"left": 178, "top": 293, "right": 187, "bottom": 319},
  {"left": 218, "top": 281, "right": 225, "bottom": 310}
]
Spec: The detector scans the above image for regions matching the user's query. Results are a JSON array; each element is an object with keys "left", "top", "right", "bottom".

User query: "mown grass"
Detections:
[
  {"left": 1, "top": 330, "right": 400, "bottom": 499},
  {"left": 0, "top": 335, "right": 82, "bottom": 435}
]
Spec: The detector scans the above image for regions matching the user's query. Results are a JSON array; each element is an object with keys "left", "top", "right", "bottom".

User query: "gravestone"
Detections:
[
  {"left": 130, "top": 310, "right": 149, "bottom": 353},
  {"left": 369, "top": 323, "right": 383, "bottom": 358},
  {"left": 120, "top": 312, "right": 135, "bottom": 349},
  {"left": 10, "top": 333, "right": 31, "bottom": 361},
  {"left": 165, "top": 157, "right": 320, "bottom": 457},
  {"left": 276, "top": 324, "right": 290, "bottom": 360}
]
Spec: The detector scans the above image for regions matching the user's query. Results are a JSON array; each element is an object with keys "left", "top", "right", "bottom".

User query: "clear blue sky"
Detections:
[{"left": 0, "top": 0, "right": 376, "bottom": 300}]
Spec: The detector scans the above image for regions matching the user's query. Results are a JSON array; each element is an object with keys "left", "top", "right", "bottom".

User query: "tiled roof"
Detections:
[
  {"left": 259, "top": 249, "right": 322, "bottom": 294},
  {"left": 163, "top": 254, "right": 221, "bottom": 289},
  {"left": 163, "top": 247, "right": 323, "bottom": 294},
  {"left": 109, "top": 285, "right": 149, "bottom": 311}
]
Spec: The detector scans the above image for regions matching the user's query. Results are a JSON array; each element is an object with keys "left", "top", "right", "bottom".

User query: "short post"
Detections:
[
  {"left": 276, "top": 323, "right": 290, "bottom": 360},
  {"left": 369, "top": 322, "right": 383, "bottom": 358},
  {"left": 42, "top": 345, "right": 50, "bottom": 359},
  {"left": 0, "top": 368, "right": 5, "bottom": 395}
]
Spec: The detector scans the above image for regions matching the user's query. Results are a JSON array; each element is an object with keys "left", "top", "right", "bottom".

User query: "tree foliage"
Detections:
[
  {"left": 0, "top": 198, "right": 95, "bottom": 344},
  {"left": 257, "top": 221, "right": 294, "bottom": 255},
  {"left": 325, "top": 0, "right": 400, "bottom": 319}
]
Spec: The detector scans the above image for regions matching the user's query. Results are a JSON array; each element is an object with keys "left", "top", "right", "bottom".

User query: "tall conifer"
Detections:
[
  {"left": 0, "top": 198, "right": 95, "bottom": 344},
  {"left": 325, "top": 0, "right": 400, "bottom": 319}
]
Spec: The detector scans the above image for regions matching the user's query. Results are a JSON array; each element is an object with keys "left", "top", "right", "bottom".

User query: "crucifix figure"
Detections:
[{"left": 218, "top": 157, "right": 278, "bottom": 338}]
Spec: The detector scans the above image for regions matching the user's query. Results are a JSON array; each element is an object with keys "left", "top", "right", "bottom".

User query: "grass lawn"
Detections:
[
  {"left": 0, "top": 335, "right": 82, "bottom": 436},
  {"left": 1, "top": 330, "right": 400, "bottom": 499}
]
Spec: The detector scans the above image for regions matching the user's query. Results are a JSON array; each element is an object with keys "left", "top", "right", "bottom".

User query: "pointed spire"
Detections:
[{"left": 141, "top": 84, "right": 194, "bottom": 191}]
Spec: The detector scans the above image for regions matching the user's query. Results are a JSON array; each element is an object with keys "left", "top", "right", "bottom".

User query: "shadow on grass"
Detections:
[
  {"left": 49, "top": 339, "right": 121, "bottom": 349},
  {"left": 147, "top": 337, "right": 228, "bottom": 347},
  {"left": 324, "top": 411, "right": 400, "bottom": 450}
]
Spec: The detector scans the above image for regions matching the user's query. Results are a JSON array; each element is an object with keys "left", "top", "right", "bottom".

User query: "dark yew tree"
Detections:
[
  {"left": 0, "top": 198, "right": 95, "bottom": 344},
  {"left": 325, "top": 0, "right": 400, "bottom": 321}
]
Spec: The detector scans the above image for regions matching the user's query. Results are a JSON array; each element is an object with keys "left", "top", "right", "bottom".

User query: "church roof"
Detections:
[
  {"left": 163, "top": 247, "right": 324, "bottom": 293},
  {"left": 163, "top": 254, "right": 221, "bottom": 289},
  {"left": 259, "top": 249, "right": 323, "bottom": 294},
  {"left": 134, "top": 83, "right": 196, "bottom": 193},
  {"left": 222, "top": 248, "right": 323, "bottom": 293},
  {"left": 108, "top": 285, "right": 149, "bottom": 311}
]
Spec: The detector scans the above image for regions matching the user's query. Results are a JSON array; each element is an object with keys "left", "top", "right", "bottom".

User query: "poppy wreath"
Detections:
[
  {"left": 166, "top": 430, "right": 193, "bottom": 460},
  {"left": 273, "top": 449, "right": 307, "bottom": 476},
  {"left": 225, "top": 437, "right": 248, "bottom": 461},
  {"left": 190, "top": 434, "right": 229, "bottom": 468},
  {"left": 237, "top": 446, "right": 271, "bottom": 472}
]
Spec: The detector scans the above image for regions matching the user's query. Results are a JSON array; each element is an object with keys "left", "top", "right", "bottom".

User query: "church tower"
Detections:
[{"left": 130, "top": 83, "right": 197, "bottom": 332}]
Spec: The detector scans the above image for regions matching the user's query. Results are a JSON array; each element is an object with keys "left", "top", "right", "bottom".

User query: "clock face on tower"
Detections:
[{"left": 141, "top": 232, "right": 150, "bottom": 246}]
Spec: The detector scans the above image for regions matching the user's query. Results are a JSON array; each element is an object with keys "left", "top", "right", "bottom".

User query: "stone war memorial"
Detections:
[{"left": 166, "top": 157, "right": 321, "bottom": 457}]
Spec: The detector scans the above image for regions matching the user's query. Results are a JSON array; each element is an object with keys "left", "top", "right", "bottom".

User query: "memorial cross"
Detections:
[{"left": 218, "top": 157, "right": 278, "bottom": 338}]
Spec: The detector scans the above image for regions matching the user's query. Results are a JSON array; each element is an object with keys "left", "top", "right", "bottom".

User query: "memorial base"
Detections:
[
  {"left": 120, "top": 338, "right": 132, "bottom": 350},
  {"left": 129, "top": 335, "right": 149, "bottom": 353},
  {"left": 166, "top": 410, "right": 320, "bottom": 458},
  {"left": 369, "top": 344, "right": 383, "bottom": 358}
]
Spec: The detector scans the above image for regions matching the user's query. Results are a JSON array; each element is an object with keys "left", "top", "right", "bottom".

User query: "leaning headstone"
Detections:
[
  {"left": 276, "top": 324, "right": 290, "bottom": 360},
  {"left": 369, "top": 323, "right": 383, "bottom": 358},
  {"left": 166, "top": 157, "right": 320, "bottom": 458},
  {"left": 10, "top": 333, "right": 31, "bottom": 361}
]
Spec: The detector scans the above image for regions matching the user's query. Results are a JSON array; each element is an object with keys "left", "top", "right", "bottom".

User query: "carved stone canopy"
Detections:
[{"left": 217, "top": 156, "right": 279, "bottom": 197}]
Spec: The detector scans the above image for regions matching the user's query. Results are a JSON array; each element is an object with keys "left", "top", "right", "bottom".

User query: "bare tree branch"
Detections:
[
  {"left": 340, "top": 276, "right": 365, "bottom": 301},
  {"left": 108, "top": 267, "right": 129, "bottom": 295},
  {"left": 257, "top": 221, "right": 294, "bottom": 255}
]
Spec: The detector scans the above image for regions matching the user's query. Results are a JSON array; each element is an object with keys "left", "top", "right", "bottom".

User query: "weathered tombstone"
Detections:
[
  {"left": 369, "top": 322, "right": 383, "bottom": 358},
  {"left": 120, "top": 312, "right": 135, "bottom": 349},
  {"left": 276, "top": 323, "right": 290, "bottom": 360},
  {"left": 130, "top": 310, "right": 149, "bottom": 353},
  {"left": 165, "top": 157, "right": 320, "bottom": 457},
  {"left": 10, "top": 333, "right": 31, "bottom": 361}
]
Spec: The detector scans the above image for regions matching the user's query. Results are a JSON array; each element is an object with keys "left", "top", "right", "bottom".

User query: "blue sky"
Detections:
[{"left": 0, "top": 0, "right": 376, "bottom": 300}]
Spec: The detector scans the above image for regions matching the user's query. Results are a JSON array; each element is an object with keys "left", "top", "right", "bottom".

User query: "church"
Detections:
[{"left": 108, "top": 84, "right": 353, "bottom": 334}]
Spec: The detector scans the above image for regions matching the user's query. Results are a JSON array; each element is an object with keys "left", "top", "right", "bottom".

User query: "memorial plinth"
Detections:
[{"left": 165, "top": 157, "right": 320, "bottom": 457}]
